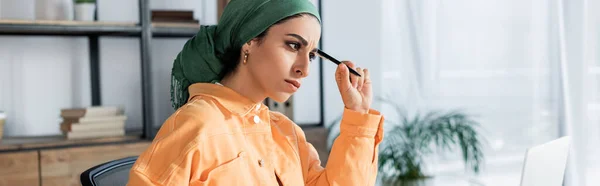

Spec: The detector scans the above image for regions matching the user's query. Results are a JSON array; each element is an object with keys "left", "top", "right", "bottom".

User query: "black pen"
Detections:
[{"left": 316, "top": 49, "right": 362, "bottom": 77}]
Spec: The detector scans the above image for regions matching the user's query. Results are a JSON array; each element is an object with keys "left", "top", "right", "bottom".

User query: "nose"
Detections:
[{"left": 293, "top": 60, "right": 310, "bottom": 78}]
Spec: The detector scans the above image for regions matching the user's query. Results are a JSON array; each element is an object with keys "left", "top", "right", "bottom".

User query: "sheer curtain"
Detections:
[
  {"left": 380, "top": 0, "right": 599, "bottom": 185},
  {"left": 560, "top": 0, "right": 600, "bottom": 185}
]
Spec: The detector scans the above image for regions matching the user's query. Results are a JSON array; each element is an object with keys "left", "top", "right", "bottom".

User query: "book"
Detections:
[
  {"left": 66, "top": 129, "right": 125, "bottom": 140},
  {"left": 59, "top": 106, "right": 127, "bottom": 140},
  {"left": 62, "top": 115, "right": 127, "bottom": 124},
  {"left": 61, "top": 119, "right": 126, "bottom": 133},
  {"left": 151, "top": 9, "right": 199, "bottom": 24},
  {"left": 151, "top": 18, "right": 199, "bottom": 24},
  {"left": 151, "top": 10, "right": 194, "bottom": 21},
  {"left": 60, "top": 106, "right": 123, "bottom": 118}
]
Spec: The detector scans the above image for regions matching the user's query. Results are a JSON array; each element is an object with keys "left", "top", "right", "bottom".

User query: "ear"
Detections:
[
  {"left": 242, "top": 38, "right": 261, "bottom": 54},
  {"left": 241, "top": 42, "right": 251, "bottom": 54}
]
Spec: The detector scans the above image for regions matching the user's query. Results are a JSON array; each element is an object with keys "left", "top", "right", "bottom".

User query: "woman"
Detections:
[{"left": 127, "top": 0, "right": 384, "bottom": 185}]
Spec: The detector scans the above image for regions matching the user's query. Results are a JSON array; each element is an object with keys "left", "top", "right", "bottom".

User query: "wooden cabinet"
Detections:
[
  {"left": 0, "top": 136, "right": 150, "bottom": 186},
  {"left": 0, "top": 151, "right": 40, "bottom": 186},
  {"left": 40, "top": 142, "right": 149, "bottom": 186}
]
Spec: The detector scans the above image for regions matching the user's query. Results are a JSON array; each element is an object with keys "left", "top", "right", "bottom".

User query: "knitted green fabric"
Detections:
[{"left": 170, "top": 0, "right": 321, "bottom": 109}]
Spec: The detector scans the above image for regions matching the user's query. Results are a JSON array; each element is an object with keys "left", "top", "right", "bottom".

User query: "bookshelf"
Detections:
[{"left": 0, "top": 0, "right": 203, "bottom": 144}]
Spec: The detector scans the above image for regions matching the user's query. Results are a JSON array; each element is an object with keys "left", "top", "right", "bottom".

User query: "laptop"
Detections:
[{"left": 519, "top": 136, "right": 572, "bottom": 186}]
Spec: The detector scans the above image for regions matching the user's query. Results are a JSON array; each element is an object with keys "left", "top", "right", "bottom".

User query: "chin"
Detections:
[{"left": 269, "top": 92, "right": 292, "bottom": 103}]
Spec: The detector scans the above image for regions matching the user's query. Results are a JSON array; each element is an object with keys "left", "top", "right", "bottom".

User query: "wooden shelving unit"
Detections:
[
  {"left": 0, "top": 1, "right": 208, "bottom": 185},
  {"left": 0, "top": 2, "right": 201, "bottom": 184},
  {"left": 0, "top": 0, "right": 202, "bottom": 144}
]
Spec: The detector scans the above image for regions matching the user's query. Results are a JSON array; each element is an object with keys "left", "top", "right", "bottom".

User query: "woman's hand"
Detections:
[{"left": 335, "top": 61, "right": 372, "bottom": 114}]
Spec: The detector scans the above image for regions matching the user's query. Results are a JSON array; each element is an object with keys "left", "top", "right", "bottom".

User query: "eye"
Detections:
[{"left": 287, "top": 42, "right": 301, "bottom": 51}]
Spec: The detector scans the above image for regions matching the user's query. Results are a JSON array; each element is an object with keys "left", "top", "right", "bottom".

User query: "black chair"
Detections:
[{"left": 80, "top": 156, "right": 138, "bottom": 186}]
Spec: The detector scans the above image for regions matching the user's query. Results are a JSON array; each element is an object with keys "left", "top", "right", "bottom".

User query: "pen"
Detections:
[{"left": 316, "top": 49, "right": 362, "bottom": 77}]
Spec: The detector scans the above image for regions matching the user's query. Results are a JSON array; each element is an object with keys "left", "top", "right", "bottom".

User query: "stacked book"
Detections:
[
  {"left": 151, "top": 10, "right": 199, "bottom": 24},
  {"left": 60, "top": 106, "right": 127, "bottom": 140}
]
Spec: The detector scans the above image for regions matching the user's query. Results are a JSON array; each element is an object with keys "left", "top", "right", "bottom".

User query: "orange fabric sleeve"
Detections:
[{"left": 299, "top": 108, "right": 385, "bottom": 186}]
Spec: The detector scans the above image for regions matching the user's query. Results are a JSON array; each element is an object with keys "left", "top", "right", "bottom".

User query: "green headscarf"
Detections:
[{"left": 170, "top": 0, "right": 321, "bottom": 109}]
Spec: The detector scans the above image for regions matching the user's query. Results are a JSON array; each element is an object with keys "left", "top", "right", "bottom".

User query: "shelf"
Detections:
[
  {"left": 0, "top": 132, "right": 146, "bottom": 153},
  {"left": 152, "top": 22, "right": 200, "bottom": 37},
  {"left": 0, "top": 20, "right": 204, "bottom": 37},
  {"left": 0, "top": 19, "right": 141, "bottom": 36}
]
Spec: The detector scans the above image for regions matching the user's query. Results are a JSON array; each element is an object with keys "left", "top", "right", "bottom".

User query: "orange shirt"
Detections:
[{"left": 127, "top": 83, "right": 385, "bottom": 186}]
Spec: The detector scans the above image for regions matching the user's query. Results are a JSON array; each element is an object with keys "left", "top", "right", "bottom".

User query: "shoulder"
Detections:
[
  {"left": 174, "top": 97, "right": 226, "bottom": 125},
  {"left": 158, "top": 96, "right": 230, "bottom": 140}
]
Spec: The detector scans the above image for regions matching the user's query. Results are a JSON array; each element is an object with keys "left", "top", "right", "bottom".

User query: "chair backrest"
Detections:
[{"left": 80, "top": 156, "right": 138, "bottom": 186}]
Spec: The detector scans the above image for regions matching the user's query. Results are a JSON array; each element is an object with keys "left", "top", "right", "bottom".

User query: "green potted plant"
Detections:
[
  {"left": 74, "top": 0, "right": 96, "bottom": 21},
  {"left": 327, "top": 100, "right": 486, "bottom": 186}
]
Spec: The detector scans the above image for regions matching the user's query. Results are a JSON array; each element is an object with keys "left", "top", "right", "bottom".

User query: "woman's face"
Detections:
[{"left": 243, "top": 15, "right": 321, "bottom": 103}]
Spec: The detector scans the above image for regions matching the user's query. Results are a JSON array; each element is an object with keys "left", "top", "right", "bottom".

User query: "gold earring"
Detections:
[{"left": 243, "top": 53, "right": 249, "bottom": 64}]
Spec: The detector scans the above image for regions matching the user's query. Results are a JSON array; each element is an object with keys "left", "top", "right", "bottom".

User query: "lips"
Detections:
[{"left": 285, "top": 79, "right": 301, "bottom": 89}]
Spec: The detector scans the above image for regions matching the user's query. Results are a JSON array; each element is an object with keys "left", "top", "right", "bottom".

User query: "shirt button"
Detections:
[
  {"left": 255, "top": 105, "right": 261, "bottom": 111},
  {"left": 253, "top": 115, "right": 260, "bottom": 124}
]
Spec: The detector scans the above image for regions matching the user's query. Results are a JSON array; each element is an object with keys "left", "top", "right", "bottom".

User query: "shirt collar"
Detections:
[{"left": 187, "top": 82, "right": 265, "bottom": 115}]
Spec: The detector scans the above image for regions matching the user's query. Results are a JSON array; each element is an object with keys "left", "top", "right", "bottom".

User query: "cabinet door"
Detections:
[
  {"left": 267, "top": 96, "right": 295, "bottom": 120},
  {"left": 40, "top": 142, "right": 150, "bottom": 186},
  {"left": 0, "top": 151, "right": 40, "bottom": 186}
]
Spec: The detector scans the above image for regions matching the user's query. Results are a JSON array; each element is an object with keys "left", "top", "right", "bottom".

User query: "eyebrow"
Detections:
[
  {"left": 286, "top": 33, "right": 308, "bottom": 46},
  {"left": 286, "top": 33, "right": 317, "bottom": 53}
]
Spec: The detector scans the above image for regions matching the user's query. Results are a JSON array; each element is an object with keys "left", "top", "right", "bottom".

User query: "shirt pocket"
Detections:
[{"left": 191, "top": 152, "right": 255, "bottom": 186}]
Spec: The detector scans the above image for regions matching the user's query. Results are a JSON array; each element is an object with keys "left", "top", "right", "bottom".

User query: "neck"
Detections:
[{"left": 220, "top": 69, "right": 267, "bottom": 104}]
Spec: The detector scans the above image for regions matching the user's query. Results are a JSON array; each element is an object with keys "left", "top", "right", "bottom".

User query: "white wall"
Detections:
[
  {"left": 0, "top": 36, "right": 90, "bottom": 136},
  {"left": 321, "top": 0, "right": 383, "bottom": 127}
]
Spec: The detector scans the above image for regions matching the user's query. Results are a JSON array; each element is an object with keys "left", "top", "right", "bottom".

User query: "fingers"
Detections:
[
  {"left": 336, "top": 61, "right": 369, "bottom": 95},
  {"left": 356, "top": 67, "right": 364, "bottom": 90},
  {"left": 362, "top": 68, "right": 372, "bottom": 96},
  {"left": 344, "top": 61, "right": 358, "bottom": 88},
  {"left": 335, "top": 62, "right": 351, "bottom": 93}
]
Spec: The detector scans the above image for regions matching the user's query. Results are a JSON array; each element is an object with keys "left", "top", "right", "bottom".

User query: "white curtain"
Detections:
[
  {"left": 559, "top": 0, "right": 600, "bottom": 185},
  {"left": 380, "top": 0, "right": 600, "bottom": 185}
]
